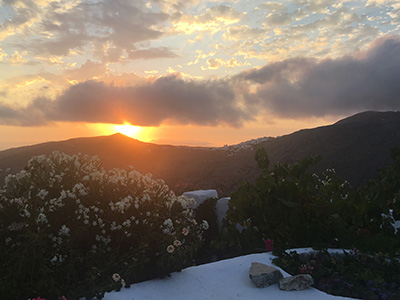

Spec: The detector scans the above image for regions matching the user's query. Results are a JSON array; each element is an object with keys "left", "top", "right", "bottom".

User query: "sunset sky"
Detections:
[{"left": 0, "top": 0, "right": 400, "bottom": 150}]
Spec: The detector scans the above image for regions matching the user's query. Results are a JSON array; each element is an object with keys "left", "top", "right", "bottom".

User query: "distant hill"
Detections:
[{"left": 1, "top": 111, "right": 399, "bottom": 197}]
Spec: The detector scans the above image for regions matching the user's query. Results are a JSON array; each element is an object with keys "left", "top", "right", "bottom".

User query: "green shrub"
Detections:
[
  {"left": 221, "top": 147, "right": 400, "bottom": 255},
  {"left": 0, "top": 152, "right": 208, "bottom": 300},
  {"left": 273, "top": 249, "right": 400, "bottom": 299},
  {"left": 193, "top": 197, "right": 220, "bottom": 264}
]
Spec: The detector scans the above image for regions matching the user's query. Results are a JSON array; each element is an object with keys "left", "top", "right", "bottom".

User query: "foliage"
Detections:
[
  {"left": 193, "top": 197, "right": 219, "bottom": 264},
  {"left": 359, "top": 146, "right": 400, "bottom": 220},
  {"left": 222, "top": 147, "right": 354, "bottom": 253},
  {"left": 173, "top": 182, "right": 194, "bottom": 196},
  {"left": 220, "top": 146, "right": 400, "bottom": 255},
  {"left": 0, "top": 152, "right": 208, "bottom": 300},
  {"left": 274, "top": 249, "right": 400, "bottom": 300}
]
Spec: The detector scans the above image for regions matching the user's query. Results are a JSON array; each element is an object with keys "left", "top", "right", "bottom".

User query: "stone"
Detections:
[
  {"left": 183, "top": 189, "right": 218, "bottom": 209},
  {"left": 279, "top": 274, "right": 314, "bottom": 291},
  {"left": 249, "top": 262, "right": 283, "bottom": 288}
]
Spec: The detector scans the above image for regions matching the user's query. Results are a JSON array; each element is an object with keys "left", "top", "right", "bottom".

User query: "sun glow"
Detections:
[
  {"left": 89, "top": 122, "right": 158, "bottom": 143},
  {"left": 114, "top": 123, "right": 142, "bottom": 138}
]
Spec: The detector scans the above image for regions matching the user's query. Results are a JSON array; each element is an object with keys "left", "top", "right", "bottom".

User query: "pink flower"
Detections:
[
  {"left": 264, "top": 239, "right": 274, "bottom": 251},
  {"left": 167, "top": 245, "right": 175, "bottom": 253},
  {"left": 299, "top": 264, "right": 314, "bottom": 274}
]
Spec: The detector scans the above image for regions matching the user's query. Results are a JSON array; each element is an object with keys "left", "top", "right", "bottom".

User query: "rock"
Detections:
[
  {"left": 183, "top": 189, "right": 218, "bottom": 209},
  {"left": 249, "top": 262, "right": 283, "bottom": 288},
  {"left": 279, "top": 274, "right": 314, "bottom": 291}
]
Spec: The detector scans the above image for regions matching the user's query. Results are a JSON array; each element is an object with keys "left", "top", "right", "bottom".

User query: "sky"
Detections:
[{"left": 0, "top": 0, "right": 400, "bottom": 150}]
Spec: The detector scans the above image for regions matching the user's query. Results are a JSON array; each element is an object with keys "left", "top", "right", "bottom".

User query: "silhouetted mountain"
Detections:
[{"left": 0, "top": 111, "right": 399, "bottom": 197}]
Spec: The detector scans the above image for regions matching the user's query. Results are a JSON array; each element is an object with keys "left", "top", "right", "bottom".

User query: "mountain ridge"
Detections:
[{"left": 1, "top": 111, "right": 399, "bottom": 197}]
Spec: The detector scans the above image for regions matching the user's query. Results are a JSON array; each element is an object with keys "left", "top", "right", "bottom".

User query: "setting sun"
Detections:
[
  {"left": 89, "top": 122, "right": 157, "bottom": 143},
  {"left": 114, "top": 123, "right": 142, "bottom": 138}
]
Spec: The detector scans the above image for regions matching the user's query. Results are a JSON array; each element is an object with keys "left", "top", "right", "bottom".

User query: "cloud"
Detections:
[
  {"left": 223, "top": 25, "right": 265, "bottom": 42},
  {"left": 0, "top": 97, "right": 49, "bottom": 126},
  {"left": 3, "top": 0, "right": 173, "bottom": 61},
  {"left": 171, "top": 4, "right": 243, "bottom": 36},
  {"left": 202, "top": 57, "right": 245, "bottom": 70},
  {"left": 0, "top": 74, "right": 251, "bottom": 127},
  {"left": 237, "top": 34, "right": 400, "bottom": 117},
  {"left": 264, "top": 12, "right": 293, "bottom": 27},
  {"left": 205, "top": 58, "right": 224, "bottom": 69},
  {"left": 52, "top": 75, "right": 250, "bottom": 127},
  {"left": 0, "top": 48, "right": 7, "bottom": 62},
  {"left": 63, "top": 60, "right": 108, "bottom": 82},
  {"left": 127, "top": 47, "right": 178, "bottom": 60},
  {"left": 0, "top": 0, "right": 40, "bottom": 40},
  {"left": 292, "top": 0, "right": 339, "bottom": 13},
  {"left": 1, "top": 35, "right": 400, "bottom": 127},
  {"left": 204, "top": 4, "right": 243, "bottom": 23},
  {"left": 261, "top": 2, "right": 288, "bottom": 13}
]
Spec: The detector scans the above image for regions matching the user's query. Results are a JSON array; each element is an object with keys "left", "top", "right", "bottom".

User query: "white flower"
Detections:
[
  {"left": 122, "top": 220, "right": 131, "bottom": 227},
  {"left": 110, "top": 222, "right": 117, "bottom": 231},
  {"left": 7, "top": 222, "right": 25, "bottom": 231},
  {"left": 37, "top": 189, "right": 49, "bottom": 200},
  {"left": 59, "top": 225, "right": 70, "bottom": 236},
  {"left": 167, "top": 245, "right": 175, "bottom": 253},
  {"left": 12, "top": 198, "right": 24, "bottom": 206},
  {"left": 163, "top": 218, "right": 173, "bottom": 227},
  {"left": 173, "top": 240, "right": 182, "bottom": 247},
  {"left": 112, "top": 273, "right": 121, "bottom": 282},
  {"left": 36, "top": 212, "right": 48, "bottom": 224},
  {"left": 20, "top": 206, "right": 31, "bottom": 218},
  {"left": 142, "top": 194, "right": 150, "bottom": 202},
  {"left": 201, "top": 220, "right": 209, "bottom": 230},
  {"left": 182, "top": 227, "right": 189, "bottom": 236},
  {"left": 60, "top": 190, "right": 67, "bottom": 199}
]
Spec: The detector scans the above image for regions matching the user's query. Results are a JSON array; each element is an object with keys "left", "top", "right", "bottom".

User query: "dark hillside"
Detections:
[
  {"left": 262, "top": 111, "right": 400, "bottom": 187},
  {"left": 0, "top": 111, "right": 399, "bottom": 196}
]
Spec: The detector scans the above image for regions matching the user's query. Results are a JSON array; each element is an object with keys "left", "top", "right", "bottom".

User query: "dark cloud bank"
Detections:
[{"left": 1, "top": 35, "right": 400, "bottom": 127}]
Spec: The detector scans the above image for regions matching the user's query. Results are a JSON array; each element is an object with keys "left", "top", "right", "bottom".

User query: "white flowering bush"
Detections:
[{"left": 0, "top": 152, "right": 208, "bottom": 300}]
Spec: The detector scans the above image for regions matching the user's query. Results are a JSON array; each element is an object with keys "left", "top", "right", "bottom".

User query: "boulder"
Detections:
[
  {"left": 249, "top": 262, "right": 283, "bottom": 288},
  {"left": 183, "top": 189, "right": 218, "bottom": 209},
  {"left": 279, "top": 274, "right": 314, "bottom": 291}
]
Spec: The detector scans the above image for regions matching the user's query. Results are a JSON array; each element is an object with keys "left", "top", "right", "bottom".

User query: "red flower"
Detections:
[{"left": 264, "top": 239, "right": 274, "bottom": 251}]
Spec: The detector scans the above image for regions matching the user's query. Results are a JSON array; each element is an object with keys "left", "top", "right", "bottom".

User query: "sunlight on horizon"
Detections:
[
  {"left": 114, "top": 123, "right": 142, "bottom": 139},
  {"left": 91, "top": 122, "right": 158, "bottom": 143}
]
